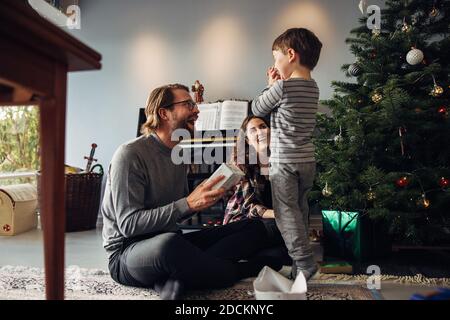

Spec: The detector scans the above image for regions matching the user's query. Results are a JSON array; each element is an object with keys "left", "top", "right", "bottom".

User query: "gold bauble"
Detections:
[
  {"left": 430, "top": 85, "right": 444, "bottom": 97},
  {"left": 401, "top": 22, "right": 411, "bottom": 33},
  {"left": 416, "top": 195, "right": 431, "bottom": 209},
  {"left": 430, "top": 7, "right": 440, "bottom": 18},
  {"left": 372, "top": 28, "right": 381, "bottom": 37},
  {"left": 367, "top": 190, "right": 376, "bottom": 201},
  {"left": 372, "top": 92, "right": 383, "bottom": 103}
]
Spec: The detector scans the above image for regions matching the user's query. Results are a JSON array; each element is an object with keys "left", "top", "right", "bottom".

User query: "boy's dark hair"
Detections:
[{"left": 272, "top": 28, "right": 322, "bottom": 70}]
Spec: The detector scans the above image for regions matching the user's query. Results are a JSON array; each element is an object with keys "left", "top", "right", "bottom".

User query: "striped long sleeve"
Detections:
[
  {"left": 252, "top": 80, "right": 284, "bottom": 117},
  {"left": 251, "top": 78, "right": 319, "bottom": 164}
]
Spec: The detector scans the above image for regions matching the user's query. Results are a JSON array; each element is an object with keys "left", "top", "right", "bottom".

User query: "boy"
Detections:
[{"left": 251, "top": 28, "right": 322, "bottom": 281}]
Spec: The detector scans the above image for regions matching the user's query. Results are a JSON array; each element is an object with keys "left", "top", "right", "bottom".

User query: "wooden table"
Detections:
[{"left": 0, "top": 0, "right": 101, "bottom": 300}]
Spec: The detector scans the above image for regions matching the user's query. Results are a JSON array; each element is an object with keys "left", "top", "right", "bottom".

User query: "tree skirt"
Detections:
[{"left": 0, "top": 266, "right": 377, "bottom": 300}]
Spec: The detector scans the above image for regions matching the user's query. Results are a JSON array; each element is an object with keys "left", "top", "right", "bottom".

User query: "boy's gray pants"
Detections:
[{"left": 269, "top": 162, "right": 316, "bottom": 269}]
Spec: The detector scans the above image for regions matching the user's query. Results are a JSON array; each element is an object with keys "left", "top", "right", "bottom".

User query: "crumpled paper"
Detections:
[{"left": 253, "top": 266, "right": 307, "bottom": 300}]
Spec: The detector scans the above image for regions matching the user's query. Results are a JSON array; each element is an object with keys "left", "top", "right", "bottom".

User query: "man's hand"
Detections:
[
  {"left": 186, "top": 175, "right": 226, "bottom": 212},
  {"left": 267, "top": 67, "right": 281, "bottom": 86}
]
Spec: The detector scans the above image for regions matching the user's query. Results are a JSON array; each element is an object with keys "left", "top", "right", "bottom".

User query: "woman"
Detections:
[{"left": 223, "top": 115, "right": 292, "bottom": 266}]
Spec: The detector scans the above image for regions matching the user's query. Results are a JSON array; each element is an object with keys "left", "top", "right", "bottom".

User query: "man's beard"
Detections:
[{"left": 173, "top": 117, "right": 195, "bottom": 137}]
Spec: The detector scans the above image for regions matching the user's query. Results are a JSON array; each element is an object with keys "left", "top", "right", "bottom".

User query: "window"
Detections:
[{"left": 0, "top": 106, "right": 40, "bottom": 185}]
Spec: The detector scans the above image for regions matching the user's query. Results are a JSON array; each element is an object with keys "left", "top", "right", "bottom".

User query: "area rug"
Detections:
[
  {"left": 312, "top": 273, "right": 450, "bottom": 287},
  {"left": 0, "top": 266, "right": 376, "bottom": 300}
]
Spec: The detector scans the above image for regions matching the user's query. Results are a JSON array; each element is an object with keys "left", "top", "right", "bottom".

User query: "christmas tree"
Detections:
[{"left": 312, "top": 0, "right": 450, "bottom": 245}]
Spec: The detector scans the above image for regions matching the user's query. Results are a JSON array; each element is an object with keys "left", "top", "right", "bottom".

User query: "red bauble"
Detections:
[
  {"left": 396, "top": 176, "right": 409, "bottom": 187},
  {"left": 438, "top": 106, "right": 448, "bottom": 117},
  {"left": 439, "top": 177, "right": 449, "bottom": 188}
]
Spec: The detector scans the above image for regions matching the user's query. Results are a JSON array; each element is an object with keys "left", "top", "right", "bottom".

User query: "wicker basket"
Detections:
[{"left": 37, "top": 164, "right": 104, "bottom": 232}]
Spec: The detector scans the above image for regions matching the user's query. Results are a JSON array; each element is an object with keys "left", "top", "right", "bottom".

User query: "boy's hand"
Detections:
[{"left": 267, "top": 67, "right": 281, "bottom": 86}]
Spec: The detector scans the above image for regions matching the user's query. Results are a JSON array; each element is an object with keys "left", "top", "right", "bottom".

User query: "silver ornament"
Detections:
[
  {"left": 406, "top": 48, "right": 424, "bottom": 65},
  {"left": 348, "top": 63, "right": 362, "bottom": 77},
  {"left": 334, "top": 134, "right": 343, "bottom": 143},
  {"left": 322, "top": 182, "right": 333, "bottom": 197}
]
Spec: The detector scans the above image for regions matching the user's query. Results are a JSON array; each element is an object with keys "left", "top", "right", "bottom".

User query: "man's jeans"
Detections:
[{"left": 269, "top": 162, "right": 316, "bottom": 270}]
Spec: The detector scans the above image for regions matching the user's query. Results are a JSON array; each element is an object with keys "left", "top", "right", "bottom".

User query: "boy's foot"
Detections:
[
  {"left": 290, "top": 264, "right": 318, "bottom": 282},
  {"left": 154, "top": 278, "right": 185, "bottom": 300}
]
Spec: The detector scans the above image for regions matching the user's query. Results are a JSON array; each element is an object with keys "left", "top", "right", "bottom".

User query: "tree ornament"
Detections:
[
  {"left": 429, "top": 6, "right": 440, "bottom": 18},
  {"left": 439, "top": 177, "right": 449, "bottom": 188},
  {"left": 438, "top": 106, "right": 448, "bottom": 118},
  {"left": 358, "top": 0, "right": 368, "bottom": 15},
  {"left": 372, "top": 92, "right": 383, "bottom": 103},
  {"left": 348, "top": 63, "right": 362, "bottom": 77},
  {"left": 417, "top": 194, "right": 430, "bottom": 209},
  {"left": 406, "top": 48, "right": 424, "bottom": 65},
  {"left": 370, "top": 50, "right": 377, "bottom": 59},
  {"left": 401, "top": 21, "right": 412, "bottom": 33},
  {"left": 396, "top": 176, "right": 409, "bottom": 187},
  {"left": 372, "top": 27, "right": 381, "bottom": 37},
  {"left": 430, "top": 84, "right": 444, "bottom": 97},
  {"left": 334, "top": 126, "right": 343, "bottom": 143},
  {"left": 322, "top": 182, "right": 333, "bottom": 197},
  {"left": 367, "top": 188, "right": 376, "bottom": 201},
  {"left": 334, "top": 135, "right": 343, "bottom": 143}
]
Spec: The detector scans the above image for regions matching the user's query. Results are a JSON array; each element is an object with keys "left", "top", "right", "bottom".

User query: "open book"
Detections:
[{"left": 195, "top": 100, "right": 249, "bottom": 131}]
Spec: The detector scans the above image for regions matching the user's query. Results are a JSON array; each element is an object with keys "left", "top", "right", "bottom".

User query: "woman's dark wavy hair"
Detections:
[{"left": 231, "top": 115, "right": 270, "bottom": 177}]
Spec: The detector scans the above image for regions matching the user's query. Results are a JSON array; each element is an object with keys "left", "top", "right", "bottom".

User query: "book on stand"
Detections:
[{"left": 195, "top": 100, "right": 249, "bottom": 131}]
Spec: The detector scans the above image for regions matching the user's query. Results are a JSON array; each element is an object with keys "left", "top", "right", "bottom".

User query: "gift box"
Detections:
[{"left": 322, "top": 210, "right": 391, "bottom": 262}]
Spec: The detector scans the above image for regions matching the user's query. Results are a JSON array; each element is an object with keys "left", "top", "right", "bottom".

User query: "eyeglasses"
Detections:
[{"left": 162, "top": 99, "right": 197, "bottom": 111}]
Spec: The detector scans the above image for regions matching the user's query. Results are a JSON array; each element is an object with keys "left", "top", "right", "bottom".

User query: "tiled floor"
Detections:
[{"left": 0, "top": 227, "right": 446, "bottom": 300}]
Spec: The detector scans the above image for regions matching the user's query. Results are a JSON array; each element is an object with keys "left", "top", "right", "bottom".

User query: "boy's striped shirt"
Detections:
[{"left": 251, "top": 78, "right": 319, "bottom": 163}]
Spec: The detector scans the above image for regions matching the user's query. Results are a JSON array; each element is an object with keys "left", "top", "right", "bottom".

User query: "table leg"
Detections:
[{"left": 39, "top": 62, "right": 67, "bottom": 300}]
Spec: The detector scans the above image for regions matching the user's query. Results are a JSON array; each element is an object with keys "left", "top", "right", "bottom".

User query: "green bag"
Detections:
[{"left": 322, "top": 210, "right": 390, "bottom": 262}]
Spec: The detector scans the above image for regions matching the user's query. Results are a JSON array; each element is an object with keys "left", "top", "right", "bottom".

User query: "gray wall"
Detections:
[{"left": 66, "top": 0, "right": 384, "bottom": 168}]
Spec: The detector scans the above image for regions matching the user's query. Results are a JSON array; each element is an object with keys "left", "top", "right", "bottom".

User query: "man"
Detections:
[{"left": 102, "top": 84, "right": 280, "bottom": 300}]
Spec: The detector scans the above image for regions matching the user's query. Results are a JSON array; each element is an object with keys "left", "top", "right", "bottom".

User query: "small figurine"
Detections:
[{"left": 191, "top": 80, "right": 204, "bottom": 104}]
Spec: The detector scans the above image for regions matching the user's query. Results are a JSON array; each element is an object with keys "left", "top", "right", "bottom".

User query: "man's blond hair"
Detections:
[{"left": 140, "top": 83, "right": 190, "bottom": 135}]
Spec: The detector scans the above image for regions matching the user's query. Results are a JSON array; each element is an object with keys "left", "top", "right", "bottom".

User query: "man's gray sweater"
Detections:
[{"left": 101, "top": 133, "right": 191, "bottom": 256}]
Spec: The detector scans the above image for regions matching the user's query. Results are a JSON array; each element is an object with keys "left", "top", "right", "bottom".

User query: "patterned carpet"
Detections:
[{"left": 0, "top": 266, "right": 377, "bottom": 300}]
